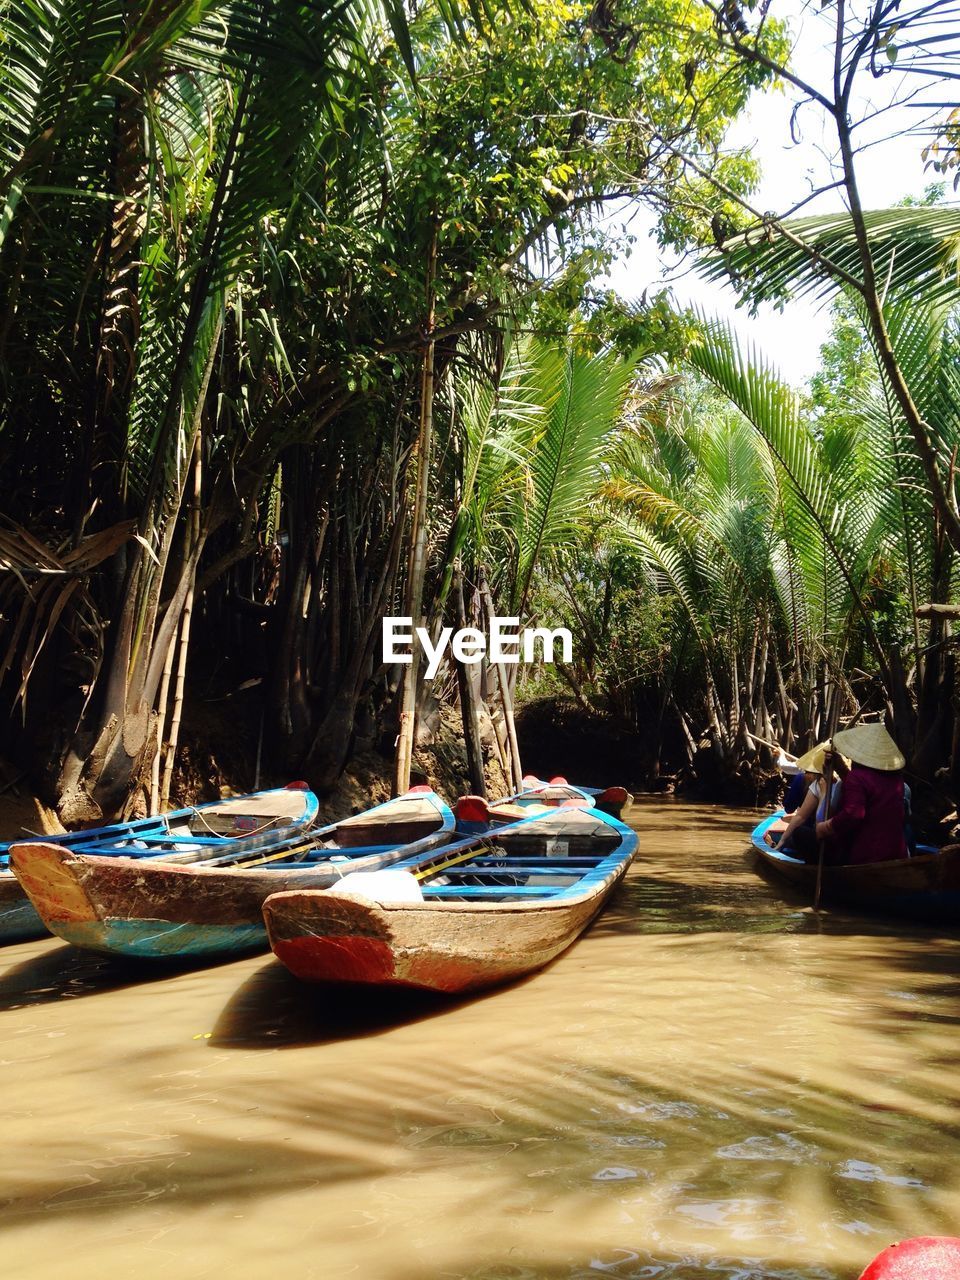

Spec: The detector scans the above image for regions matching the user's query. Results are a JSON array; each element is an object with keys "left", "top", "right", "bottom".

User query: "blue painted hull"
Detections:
[
  {"left": 0, "top": 894, "right": 46, "bottom": 944},
  {"left": 52, "top": 918, "right": 267, "bottom": 959},
  {"left": 11, "top": 789, "right": 456, "bottom": 962},
  {"left": 0, "top": 785, "right": 323, "bottom": 947}
]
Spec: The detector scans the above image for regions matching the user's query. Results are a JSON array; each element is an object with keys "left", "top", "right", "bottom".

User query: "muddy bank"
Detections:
[{"left": 0, "top": 698, "right": 510, "bottom": 838}]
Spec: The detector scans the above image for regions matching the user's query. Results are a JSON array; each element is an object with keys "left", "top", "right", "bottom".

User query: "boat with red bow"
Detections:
[
  {"left": 262, "top": 802, "right": 637, "bottom": 994},
  {"left": 465, "top": 775, "right": 631, "bottom": 826}
]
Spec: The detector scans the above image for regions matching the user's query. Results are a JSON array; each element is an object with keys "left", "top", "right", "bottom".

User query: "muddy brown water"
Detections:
[{"left": 2, "top": 800, "right": 960, "bottom": 1280}]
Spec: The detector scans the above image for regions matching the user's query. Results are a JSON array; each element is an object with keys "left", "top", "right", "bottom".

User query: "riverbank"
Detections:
[{"left": 0, "top": 689, "right": 784, "bottom": 840}]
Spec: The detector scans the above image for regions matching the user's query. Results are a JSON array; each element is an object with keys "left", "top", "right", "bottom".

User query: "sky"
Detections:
[{"left": 601, "top": 0, "right": 957, "bottom": 388}]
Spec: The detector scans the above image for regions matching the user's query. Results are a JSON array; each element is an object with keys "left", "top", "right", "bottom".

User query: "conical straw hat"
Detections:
[
  {"left": 832, "top": 723, "right": 905, "bottom": 772},
  {"left": 795, "top": 743, "right": 829, "bottom": 775}
]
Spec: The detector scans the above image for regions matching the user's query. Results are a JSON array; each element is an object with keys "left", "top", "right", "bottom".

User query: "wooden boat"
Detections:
[
  {"left": 0, "top": 784, "right": 320, "bottom": 945},
  {"left": 751, "top": 811, "right": 960, "bottom": 924},
  {"left": 468, "top": 775, "right": 631, "bottom": 825},
  {"left": 9, "top": 788, "right": 454, "bottom": 959},
  {"left": 262, "top": 804, "right": 637, "bottom": 994}
]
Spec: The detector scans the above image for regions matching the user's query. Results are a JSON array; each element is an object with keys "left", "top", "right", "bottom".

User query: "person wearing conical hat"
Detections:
[
  {"left": 767, "top": 743, "right": 842, "bottom": 856},
  {"left": 815, "top": 724, "right": 908, "bottom": 865}
]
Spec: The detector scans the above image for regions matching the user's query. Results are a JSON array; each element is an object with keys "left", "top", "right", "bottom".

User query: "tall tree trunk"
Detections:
[
  {"left": 159, "top": 430, "right": 203, "bottom": 806},
  {"left": 393, "top": 229, "right": 437, "bottom": 795},
  {"left": 479, "top": 569, "right": 523, "bottom": 791},
  {"left": 455, "top": 568, "right": 486, "bottom": 795}
]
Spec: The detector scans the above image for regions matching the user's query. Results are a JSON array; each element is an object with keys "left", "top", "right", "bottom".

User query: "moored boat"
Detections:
[
  {"left": 9, "top": 788, "right": 454, "bottom": 959},
  {"left": 0, "top": 784, "right": 321, "bottom": 945},
  {"left": 750, "top": 811, "right": 960, "bottom": 923},
  {"left": 465, "top": 775, "right": 631, "bottom": 826},
  {"left": 262, "top": 804, "right": 637, "bottom": 994}
]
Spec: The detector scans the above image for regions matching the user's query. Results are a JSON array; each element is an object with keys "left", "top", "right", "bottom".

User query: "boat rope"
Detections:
[{"left": 185, "top": 807, "right": 284, "bottom": 840}]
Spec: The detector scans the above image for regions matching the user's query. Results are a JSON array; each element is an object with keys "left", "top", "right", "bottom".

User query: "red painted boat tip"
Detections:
[
  {"left": 559, "top": 797, "right": 590, "bottom": 808},
  {"left": 405, "top": 784, "right": 432, "bottom": 794},
  {"left": 284, "top": 780, "right": 311, "bottom": 790},
  {"left": 549, "top": 775, "right": 568, "bottom": 785},
  {"left": 521, "top": 775, "right": 542, "bottom": 788},
  {"left": 455, "top": 795, "right": 490, "bottom": 823},
  {"left": 858, "top": 1237, "right": 960, "bottom": 1279},
  {"left": 598, "top": 786, "right": 628, "bottom": 803}
]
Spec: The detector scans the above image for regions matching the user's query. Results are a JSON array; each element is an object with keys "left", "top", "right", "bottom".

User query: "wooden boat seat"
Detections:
[
  {"left": 494, "top": 833, "right": 619, "bottom": 858},
  {"left": 464, "top": 858, "right": 604, "bottom": 869},
  {"left": 439, "top": 865, "right": 595, "bottom": 876},
  {"left": 334, "top": 819, "right": 441, "bottom": 848},
  {"left": 421, "top": 884, "right": 577, "bottom": 897}
]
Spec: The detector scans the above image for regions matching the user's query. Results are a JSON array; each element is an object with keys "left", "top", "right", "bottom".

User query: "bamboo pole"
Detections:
[
  {"left": 393, "top": 229, "right": 437, "bottom": 795},
  {"left": 813, "top": 695, "right": 841, "bottom": 912}
]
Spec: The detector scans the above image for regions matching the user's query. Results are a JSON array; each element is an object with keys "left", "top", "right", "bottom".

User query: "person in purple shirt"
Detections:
[{"left": 815, "top": 724, "right": 908, "bottom": 865}]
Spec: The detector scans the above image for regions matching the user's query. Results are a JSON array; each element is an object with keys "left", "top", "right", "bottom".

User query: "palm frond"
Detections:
[
  {"left": 509, "top": 341, "right": 636, "bottom": 614},
  {"left": 700, "top": 207, "right": 960, "bottom": 309}
]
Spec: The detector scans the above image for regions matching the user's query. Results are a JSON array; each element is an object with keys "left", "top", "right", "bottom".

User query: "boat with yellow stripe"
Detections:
[{"left": 263, "top": 803, "right": 637, "bottom": 994}]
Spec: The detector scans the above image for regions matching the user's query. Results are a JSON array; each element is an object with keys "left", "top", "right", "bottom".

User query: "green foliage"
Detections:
[
  {"left": 808, "top": 294, "right": 874, "bottom": 426},
  {"left": 699, "top": 207, "right": 960, "bottom": 314},
  {"left": 0, "top": 0, "right": 782, "bottom": 803}
]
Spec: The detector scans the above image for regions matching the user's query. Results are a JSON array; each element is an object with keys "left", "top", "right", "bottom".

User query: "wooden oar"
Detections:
[
  {"left": 813, "top": 707, "right": 843, "bottom": 909},
  {"left": 746, "top": 731, "right": 796, "bottom": 759},
  {"left": 813, "top": 753, "right": 834, "bottom": 911}
]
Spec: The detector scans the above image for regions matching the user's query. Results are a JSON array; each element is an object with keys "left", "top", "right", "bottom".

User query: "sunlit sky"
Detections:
[{"left": 602, "top": 0, "right": 957, "bottom": 388}]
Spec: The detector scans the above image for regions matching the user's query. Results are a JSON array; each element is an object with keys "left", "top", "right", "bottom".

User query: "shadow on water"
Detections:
[
  {"left": 0, "top": 1128, "right": 385, "bottom": 1225},
  {"left": 210, "top": 957, "right": 503, "bottom": 1048},
  {"left": 8, "top": 800, "right": 960, "bottom": 1279},
  {"left": 380, "top": 1254, "right": 839, "bottom": 1279},
  {"left": 0, "top": 941, "right": 236, "bottom": 1011},
  {"left": 4, "top": 1037, "right": 954, "bottom": 1276}
]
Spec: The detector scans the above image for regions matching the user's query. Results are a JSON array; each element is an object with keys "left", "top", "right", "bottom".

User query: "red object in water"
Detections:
[
  {"left": 858, "top": 1237, "right": 960, "bottom": 1279},
  {"left": 549, "top": 775, "right": 568, "bottom": 785}
]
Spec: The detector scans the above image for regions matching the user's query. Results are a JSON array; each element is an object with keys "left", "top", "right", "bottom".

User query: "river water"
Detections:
[{"left": 2, "top": 800, "right": 960, "bottom": 1280}]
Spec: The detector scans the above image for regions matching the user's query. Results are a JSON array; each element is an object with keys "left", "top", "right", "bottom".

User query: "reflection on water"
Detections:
[{"left": 3, "top": 800, "right": 960, "bottom": 1280}]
